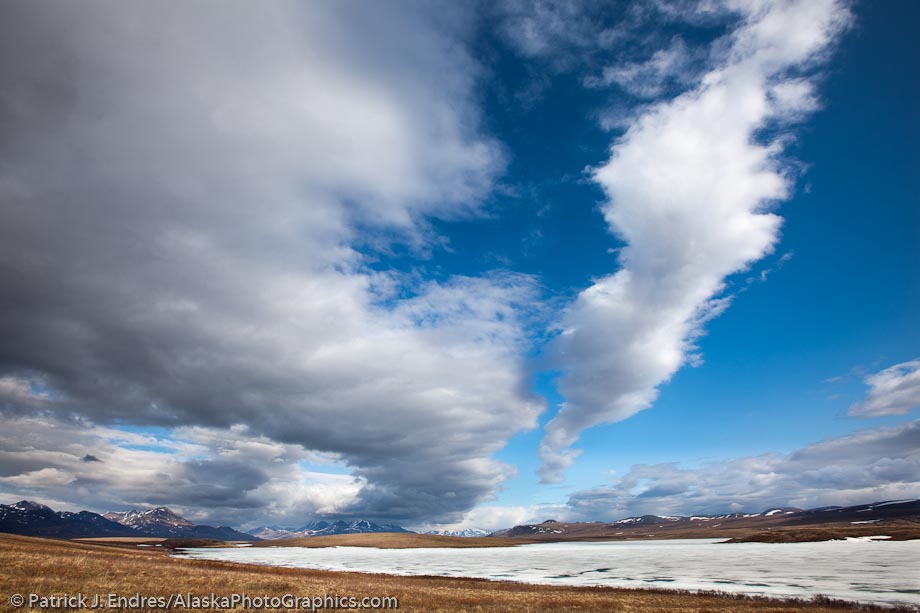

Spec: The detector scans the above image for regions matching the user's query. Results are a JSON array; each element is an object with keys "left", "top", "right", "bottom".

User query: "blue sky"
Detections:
[
  {"left": 438, "top": 0, "right": 920, "bottom": 515},
  {"left": 0, "top": 0, "right": 917, "bottom": 530}
]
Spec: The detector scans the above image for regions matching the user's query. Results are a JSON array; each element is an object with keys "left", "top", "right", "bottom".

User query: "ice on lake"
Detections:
[{"left": 176, "top": 538, "right": 920, "bottom": 607}]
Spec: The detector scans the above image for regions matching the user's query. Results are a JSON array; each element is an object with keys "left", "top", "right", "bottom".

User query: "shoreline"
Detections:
[{"left": 146, "top": 529, "right": 920, "bottom": 551}]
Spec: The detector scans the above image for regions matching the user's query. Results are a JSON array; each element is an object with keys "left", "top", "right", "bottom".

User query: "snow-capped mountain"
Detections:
[
  {"left": 248, "top": 519, "right": 412, "bottom": 540},
  {"left": 103, "top": 507, "right": 194, "bottom": 531},
  {"left": 102, "top": 506, "right": 257, "bottom": 540},
  {"left": 758, "top": 507, "right": 800, "bottom": 517},
  {"left": 298, "top": 519, "right": 333, "bottom": 532},
  {"left": 306, "top": 519, "right": 410, "bottom": 536},
  {"left": 0, "top": 501, "right": 256, "bottom": 541},
  {"left": 423, "top": 528, "right": 491, "bottom": 537},
  {"left": 0, "top": 500, "right": 137, "bottom": 539},
  {"left": 247, "top": 526, "right": 299, "bottom": 540}
]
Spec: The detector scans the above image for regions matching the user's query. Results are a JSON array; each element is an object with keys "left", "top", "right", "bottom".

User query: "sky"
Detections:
[{"left": 0, "top": 0, "right": 917, "bottom": 532}]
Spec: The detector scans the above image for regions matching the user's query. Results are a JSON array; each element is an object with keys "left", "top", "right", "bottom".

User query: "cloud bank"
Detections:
[
  {"left": 0, "top": 415, "right": 366, "bottom": 527},
  {"left": 567, "top": 419, "right": 920, "bottom": 519},
  {"left": 540, "top": 0, "right": 852, "bottom": 482},
  {"left": 0, "top": 1, "right": 543, "bottom": 524}
]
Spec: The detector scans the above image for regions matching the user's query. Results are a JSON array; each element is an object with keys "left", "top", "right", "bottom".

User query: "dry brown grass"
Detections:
[
  {"left": 502, "top": 518, "right": 920, "bottom": 545},
  {"left": 0, "top": 533, "right": 910, "bottom": 612},
  {"left": 724, "top": 520, "right": 920, "bottom": 543}
]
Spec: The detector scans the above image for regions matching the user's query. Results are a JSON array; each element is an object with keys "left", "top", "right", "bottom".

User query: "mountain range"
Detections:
[
  {"left": 3, "top": 498, "right": 917, "bottom": 543},
  {"left": 248, "top": 519, "right": 412, "bottom": 540},
  {"left": 423, "top": 528, "right": 491, "bottom": 537},
  {"left": 492, "top": 499, "right": 920, "bottom": 542},
  {"left": 0, "top": 501, "right": 256, "bottom": 541}
]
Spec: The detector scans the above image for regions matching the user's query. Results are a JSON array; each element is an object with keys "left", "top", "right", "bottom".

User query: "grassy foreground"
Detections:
[{"left": 0, "top": 533, "right": 911, "bottom": 613}]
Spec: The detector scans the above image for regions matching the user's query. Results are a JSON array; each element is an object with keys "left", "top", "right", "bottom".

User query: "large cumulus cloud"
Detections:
[
  {"left": 540, "top": 0, "right": 852, "bottom": 481},
  {"left": 0, "top": 1, "right": 542, "bottom": 524}
]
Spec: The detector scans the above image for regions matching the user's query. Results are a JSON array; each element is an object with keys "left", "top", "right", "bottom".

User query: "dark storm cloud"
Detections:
[{"left": 0, "top": 1, "right": 542, "bottom": 524}]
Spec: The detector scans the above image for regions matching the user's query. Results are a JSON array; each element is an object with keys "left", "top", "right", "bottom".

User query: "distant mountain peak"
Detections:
[
  {"left": 251, "top": 518, "right": 412, "bottom": 540},
  {"left": 11, "top": 500, "right": 52, "bottom": 512},
  {"left": 104, "top": 506, "right": 195, "bottom": 530}
]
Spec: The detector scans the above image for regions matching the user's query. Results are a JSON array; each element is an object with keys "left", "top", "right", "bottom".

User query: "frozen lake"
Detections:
[{"left": 176, "top": 538, "right": 920, "bottom": 607}]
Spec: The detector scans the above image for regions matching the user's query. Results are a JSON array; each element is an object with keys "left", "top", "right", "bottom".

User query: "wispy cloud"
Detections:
[
  {"left": 849, "top": 359, "right": 920, "bottom": 418},
  {"left": 585, "top": 36, "right": 703, "bottom": 98},
  {"left": 495, "top": 0, "right": 612, "bottom": 63},
  {"left": 539, "top": 0, "right": 852, "bottom": 482}
]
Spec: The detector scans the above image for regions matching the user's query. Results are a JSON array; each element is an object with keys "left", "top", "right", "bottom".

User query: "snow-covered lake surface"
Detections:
[{"left": 176, "top": 538, "right": 920, "bottom": 607}]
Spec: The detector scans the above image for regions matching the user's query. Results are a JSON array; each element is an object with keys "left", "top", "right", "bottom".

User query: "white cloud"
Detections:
[
  {"left": 497, "top": 0, "right": 602, "bottom": 60},
  {"left": 849, "top": 359, "right": 920, "bottom": 418},
  {"left": 0, "top": 375, "right": 49, "bottom": 408},
  {"left": 539, "top": 0, "right": 851, "bottom": 482},
  {"left": 412, "top": 503, "right": 565, "bottom": 534},
  {"left": 1, "top": 467, "right": 75, "bottom": 488},
  {"left": 769, "top": 79, "right": 820, "bottom": 119},
  {"left": 567, "top": 419, "right": 920, "bottom": 519}
]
